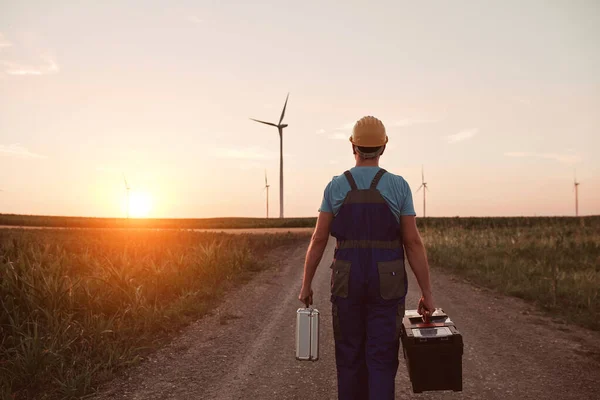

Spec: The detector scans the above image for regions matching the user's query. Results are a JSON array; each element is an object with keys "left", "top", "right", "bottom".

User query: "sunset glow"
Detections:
[
  {"left": 125, "top": 192, "right": 153, "bottom": 218},
  {"left": 0, "top": 2, "right": 598, "bottom": 218}
]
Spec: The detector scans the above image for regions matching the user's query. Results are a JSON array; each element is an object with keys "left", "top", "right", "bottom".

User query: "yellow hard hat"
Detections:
[{"left": 349, "top": 116, "right": 388, "bottom": 147}]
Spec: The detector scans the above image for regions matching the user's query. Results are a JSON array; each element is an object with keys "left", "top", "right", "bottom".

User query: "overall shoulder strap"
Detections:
[
  {"left": 343, "top": 171, "right": 358, "bottom": 191},
  {"left": 370, "top": 168, "right": 387, "bottom": 189}
]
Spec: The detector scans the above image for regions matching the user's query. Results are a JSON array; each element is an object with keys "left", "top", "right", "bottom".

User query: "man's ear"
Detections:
[
  {"left": 380, "top": 145, "right": 386, "bottom": 157},
  {"left": 351, "top": 144, "right": 356, "bottom": 155}
]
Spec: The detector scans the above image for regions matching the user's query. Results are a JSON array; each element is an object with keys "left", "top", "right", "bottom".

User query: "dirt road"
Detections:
[{"left": 93, "top": 238, "right": 600, "bottom": 400}]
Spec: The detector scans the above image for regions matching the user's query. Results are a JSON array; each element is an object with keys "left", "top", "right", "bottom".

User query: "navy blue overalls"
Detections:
[{"left": 330, "top": 169, "right": 407, "bottom": 400}]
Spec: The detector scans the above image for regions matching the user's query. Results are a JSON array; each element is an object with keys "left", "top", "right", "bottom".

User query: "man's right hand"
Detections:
[{"left": 418, "top": 292, "right": 435, "bottom": 322}]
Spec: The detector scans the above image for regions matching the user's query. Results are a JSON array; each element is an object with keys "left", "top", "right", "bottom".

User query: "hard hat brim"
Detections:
[{"left": 349, "top": 135, "right": 389, "bottom": 147}]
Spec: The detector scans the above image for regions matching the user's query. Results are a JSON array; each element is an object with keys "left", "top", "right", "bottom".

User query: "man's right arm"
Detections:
[{"left": 401, "top": 215, "right": 435, "bottom": 313}]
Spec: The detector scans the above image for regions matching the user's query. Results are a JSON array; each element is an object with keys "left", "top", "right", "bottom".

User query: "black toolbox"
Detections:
[{"left": 400, "top": 309, "right": 463, "bottom": 393}]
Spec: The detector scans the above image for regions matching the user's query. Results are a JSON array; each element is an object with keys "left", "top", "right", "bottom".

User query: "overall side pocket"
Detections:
[
  {"left": 331, "top": 259, "right": 351, "bottom": 298},
  {"left": 377, "top": 259, "right": 405, "bottom": 300}
]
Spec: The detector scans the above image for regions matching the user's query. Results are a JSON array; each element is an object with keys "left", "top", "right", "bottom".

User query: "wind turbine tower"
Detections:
[
  {"left": 264, "top": 170, "right": 270, "bottom": 219},
  {"left": 123, "top": 174, "right": 131, "bottom": 219},
  {"left": 250, "top": 93, "right": 289, "bottom": 219},
  {"left": 416, "top": 166, "right": 429, "bottom": 218},
  {"left": 574, "top": 173, "right": 580, "bottom": 217}
]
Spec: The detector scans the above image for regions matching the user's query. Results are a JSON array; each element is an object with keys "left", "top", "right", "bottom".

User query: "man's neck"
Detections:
[{"left": 355, "top": 158, "right": 380, "bottom": 168}]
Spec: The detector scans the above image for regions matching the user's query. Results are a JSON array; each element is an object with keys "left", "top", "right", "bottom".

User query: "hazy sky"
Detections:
[{"left": 1, "top": 1, "right": 599, "bottom": 218}]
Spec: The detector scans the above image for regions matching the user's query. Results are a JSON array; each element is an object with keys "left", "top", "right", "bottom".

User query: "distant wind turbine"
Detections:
[
  {"left": 123, "top": 174, "right": 131, "bottom": 219},
  {"left": 264, "top": 170, "right": 270, "bottom": 219},
  {"left": 574, "top": 171, "right": 580, "bottom": 217},
  {"left": 250, "top": 93, "right": 289, "bottom": 219},
  {"left": 416, "top": 166, "right": 429, "bottom": 218}
]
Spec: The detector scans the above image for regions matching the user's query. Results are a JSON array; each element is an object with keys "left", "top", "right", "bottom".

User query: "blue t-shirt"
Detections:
[{"left": 319, "top": 167, "right": 416, "bottom": 222}]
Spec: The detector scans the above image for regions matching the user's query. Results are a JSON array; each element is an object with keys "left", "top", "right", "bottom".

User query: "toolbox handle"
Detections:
[
  {"left": 414, "top": 322, "right": 447, "bottom": 328},
  {"left": 422, "top": 313, "right": 431, "bottom": 324},
  {"left": 417, "top": 298, "right": 432, "bottom": 324}
]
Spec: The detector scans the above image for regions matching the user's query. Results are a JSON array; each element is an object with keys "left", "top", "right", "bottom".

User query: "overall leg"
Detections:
[
  {"left": 333, "top": 296, "right": 369, "bottom": 400},
  {"left": 365, "top": 299, "right": 405, "bottom": 400}
]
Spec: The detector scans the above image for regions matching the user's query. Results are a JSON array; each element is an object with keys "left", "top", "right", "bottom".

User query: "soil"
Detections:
[{"left": 91, "top": 238, "right": 600, "bottom": 400}]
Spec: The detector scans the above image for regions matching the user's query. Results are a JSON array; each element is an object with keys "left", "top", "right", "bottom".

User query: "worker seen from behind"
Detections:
[{"left": 298, "top": 116, "right": 435, "bottom": 400}]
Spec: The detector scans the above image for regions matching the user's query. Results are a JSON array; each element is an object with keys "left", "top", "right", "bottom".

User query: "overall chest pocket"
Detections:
[
  {"left": 377, "top": 259, "right": 405, "bottom": 300},
  {"left": 331, "top": 259, "right": 351, "bottom": 298}
]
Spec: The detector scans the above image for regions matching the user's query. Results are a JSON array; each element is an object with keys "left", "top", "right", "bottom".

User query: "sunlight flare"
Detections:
[{"left": 124, "top": 191, "right": 153, "bottom": 218}]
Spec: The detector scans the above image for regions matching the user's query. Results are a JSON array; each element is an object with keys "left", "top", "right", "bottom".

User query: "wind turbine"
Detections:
[
  {"left": 264, "top": 170, "right": 270, "bottom": 219},
  {"left": 416, "top": 166, "right": 429, "bottom": 218},
  {"left": 574, "top": 171, "right": 580, "bottom": 217},
  {"left": 123, "top": 174, "right": 131, "bottom": 219},
  {"left": 250, "top": 93, "right": 289, "bottom": 219}
]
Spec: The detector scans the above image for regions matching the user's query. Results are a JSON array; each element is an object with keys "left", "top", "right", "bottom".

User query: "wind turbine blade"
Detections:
[
  {"left": 123, "top": 174, "right": 129, "bottom": 189},
  {"left": 421, "top": 165, "right": 424, "bottom": 183},
  {"left": 250, "top": 118, "right": 278, "bottom": 127},
  {"left": 416, "top": 184, "right": 423, "bottom": 193},
  {"left": 265, "top": 170, "right": 268, "bottom": 186},
  {"left": 278, "top": 93, "right": 289, "bottom": 125}
]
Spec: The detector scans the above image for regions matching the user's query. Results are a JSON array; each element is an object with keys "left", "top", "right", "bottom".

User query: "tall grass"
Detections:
[
  {"left": 0, "top": 229, "right": 308, "bottom": 400},
  {"left": 420, "top": 217, "right": 600, "bottom": 330}
]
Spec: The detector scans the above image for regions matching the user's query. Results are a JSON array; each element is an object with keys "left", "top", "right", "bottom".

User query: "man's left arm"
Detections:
[{"left": 298, "top": 211, "right": 334, "bottom": 306}]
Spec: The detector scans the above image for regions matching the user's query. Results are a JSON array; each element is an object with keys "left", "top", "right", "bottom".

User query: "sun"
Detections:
[{"left": 127, "top": 191, "right": 153, "bottom": 218}]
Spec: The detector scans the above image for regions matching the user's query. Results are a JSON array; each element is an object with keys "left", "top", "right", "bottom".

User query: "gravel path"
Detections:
[{"left": 92, "top": 238, "right": 600, "bottom": 400}]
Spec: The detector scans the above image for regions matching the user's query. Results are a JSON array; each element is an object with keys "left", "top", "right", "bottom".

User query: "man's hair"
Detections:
[
  {"left": 354, "top": 145, "right": 385, "bottom": 159},
  {"left": 357, "top": 146, "right": 383, "bottom": 154}
]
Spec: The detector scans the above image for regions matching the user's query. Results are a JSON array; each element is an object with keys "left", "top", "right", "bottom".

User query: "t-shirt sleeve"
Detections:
[
  {"left": 318, "top": 181, "right": 333, "bottom": 213},
  {"left": 399, "top": 178, "right": 417, "bottom": 216}
]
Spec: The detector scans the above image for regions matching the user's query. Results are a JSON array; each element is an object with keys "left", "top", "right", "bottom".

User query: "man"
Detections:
[{"left": 298, "top": 116, "right": 435, "bottom": 400}]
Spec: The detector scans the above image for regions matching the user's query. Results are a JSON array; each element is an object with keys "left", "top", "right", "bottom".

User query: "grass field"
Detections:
[
  {"left": 420, "top": 216, "right": 600, "bottom": 330},
  {"left": 0, "top": 214, "right": 317, "bottom": 230},
  {"left": 1, "top": 213, "right": 595, "bottom": 231},
  {"left": 0, "top": 229, "right": 309, "bottom": 400}
]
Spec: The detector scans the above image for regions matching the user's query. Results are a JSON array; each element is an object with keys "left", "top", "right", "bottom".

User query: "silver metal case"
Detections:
[{"left": 296, "top": 307, "right": 319, "bottom": 361}]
